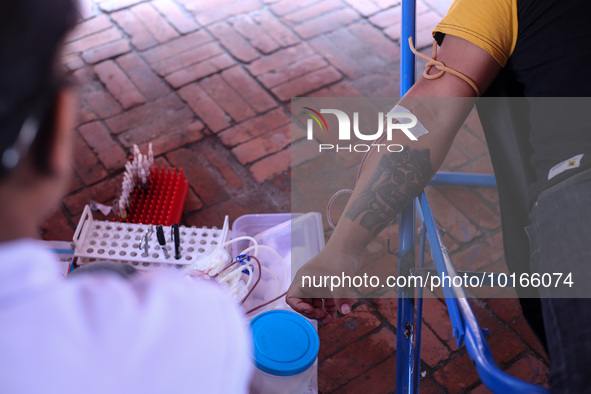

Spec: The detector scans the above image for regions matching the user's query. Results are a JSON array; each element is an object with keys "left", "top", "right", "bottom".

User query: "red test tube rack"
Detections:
[{"left": 121, "top": 166, "right": 189, "bottom": 225}]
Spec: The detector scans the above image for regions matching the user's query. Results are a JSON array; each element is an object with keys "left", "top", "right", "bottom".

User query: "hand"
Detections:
[{"left": 286, "top": 244, "right": 360, "bottom": 324}]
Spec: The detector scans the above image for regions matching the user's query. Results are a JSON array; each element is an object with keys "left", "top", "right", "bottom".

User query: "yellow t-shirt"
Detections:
[{"left": 433, "top": 0, "right": 518, "bottom": 67}]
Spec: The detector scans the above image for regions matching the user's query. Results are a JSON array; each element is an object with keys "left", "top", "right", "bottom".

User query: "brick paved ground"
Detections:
[{"left": 45, "top": 0, "right": 550, "bottom": 392}]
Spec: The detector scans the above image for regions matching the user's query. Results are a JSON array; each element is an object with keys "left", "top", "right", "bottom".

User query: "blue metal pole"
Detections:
[
  {"left": 396, "top": 207, "right": 416, "bottom": 394},
  {"left": 396, "top": 0, "right": 417, "bottom": 393},
  {"left": 400, "top": 0, "right": 416, "bottom": 94},
  {"left": 430, "top": 172, "right": 497, "bottom": 187},
  {"left": 413, "top": 199, "right": 425, "bottom": 391}
]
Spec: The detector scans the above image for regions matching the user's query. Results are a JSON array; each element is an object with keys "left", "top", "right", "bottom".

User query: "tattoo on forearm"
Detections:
[{"left": 345, "top": 147, "right": 432, "bottom": 235}]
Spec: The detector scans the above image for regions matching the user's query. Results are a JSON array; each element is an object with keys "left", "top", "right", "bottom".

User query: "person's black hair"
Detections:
[{"left": 0, "top": 0, "right": 78, "bottom": 180}]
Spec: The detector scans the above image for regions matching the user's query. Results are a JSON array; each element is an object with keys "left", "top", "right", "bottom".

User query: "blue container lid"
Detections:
[{"left": 250, "top": 310, "right": 319, "bottom": 377}]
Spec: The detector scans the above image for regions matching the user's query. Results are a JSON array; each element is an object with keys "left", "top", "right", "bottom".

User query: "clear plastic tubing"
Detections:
[{"left": 250, "top": 310, "right": 319, "bottom": 394}]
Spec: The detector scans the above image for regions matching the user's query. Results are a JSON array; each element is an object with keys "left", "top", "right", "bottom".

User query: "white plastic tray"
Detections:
[{"left": 73, "top": 205, "right": 229, "bottom": 269}]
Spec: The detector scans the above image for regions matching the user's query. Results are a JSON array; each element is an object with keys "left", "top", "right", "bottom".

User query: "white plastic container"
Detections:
[
  {"left": 250, "top": 310, "right": 320, "bottom": 394},
  {"left": 232, "top": 213, "right": 325, "bottom": 314}
]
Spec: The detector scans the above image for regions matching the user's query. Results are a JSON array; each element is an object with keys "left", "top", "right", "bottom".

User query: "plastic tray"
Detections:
[{"left": 73, "top": 205, "right": 229, "bottom": 270}]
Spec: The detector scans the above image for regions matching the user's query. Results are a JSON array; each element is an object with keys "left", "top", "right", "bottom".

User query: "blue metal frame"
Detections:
[
  {"left": 395, "top": 0, "right": 417, "bottom": 391},
  {"left": 395, "top": 1, "right": 549, "bottom": 392},
  {"left": 430, "top": 172, "right": 497, "bottom": 187},
  {"left": 417, "top": 194, "right": 547, "bottom": 393}
]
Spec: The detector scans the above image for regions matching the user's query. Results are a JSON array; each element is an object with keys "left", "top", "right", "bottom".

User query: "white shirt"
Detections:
[{"left": 0, "top": 239, "right": 252, "bottom": 394}]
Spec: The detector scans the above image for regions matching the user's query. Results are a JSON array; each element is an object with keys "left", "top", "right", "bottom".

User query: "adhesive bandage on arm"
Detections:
[{"left": 389, "top": 104, "right": 430, "bottom": 140}]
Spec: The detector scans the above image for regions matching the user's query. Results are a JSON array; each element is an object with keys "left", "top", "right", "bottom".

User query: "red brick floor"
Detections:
[{"left": 44, "top": 0, "right": 550, "bottom": 392}]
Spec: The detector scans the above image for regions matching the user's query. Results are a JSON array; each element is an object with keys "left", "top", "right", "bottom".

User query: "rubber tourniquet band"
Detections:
[{"left": 408, "top": 37, "right": 480, "bottom": 96}]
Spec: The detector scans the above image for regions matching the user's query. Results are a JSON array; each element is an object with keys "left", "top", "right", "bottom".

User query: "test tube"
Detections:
[{"left": 172, "top": 223, "right": 181, "bottom": 260}]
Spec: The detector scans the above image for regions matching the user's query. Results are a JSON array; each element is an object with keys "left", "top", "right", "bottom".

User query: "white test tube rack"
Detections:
[{"left": 73, "top": 205, "right": 229, "bottom": 270}]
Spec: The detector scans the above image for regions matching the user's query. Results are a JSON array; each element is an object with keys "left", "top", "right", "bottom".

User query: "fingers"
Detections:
[
  {"left": 335, "top": 297, "right": 357, "bottom": 315},
  {"left": 286, "top": 282, "right": 357, "bottom": 324},
  {"left": 287, "top": 297, "right": 358, "bottom": 324},
  {"left": 286, "top": 295, "right": 358, "bottom": 323},
  {"left": 298, "top": 301, "right": 326, "bottom": 321},
  {"left": 321, "top": 299, "right": 338, "bottom": 324},
  {"left": 288, "top": 296, "right": 314, "bottom": 314},
  {"left": 320, "top": 298, "right": 355, "bottom": 324},
  {"left": 286, "top": 289, "right": 326, "bottom": 321},
  {"left": 286, "top": 284, "right": 310, "bottom": 312}
]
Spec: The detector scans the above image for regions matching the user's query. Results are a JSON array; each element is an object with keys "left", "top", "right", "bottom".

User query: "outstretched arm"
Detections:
[{"left": 287, "top": 35, "right": 501, "bottom": 323}]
